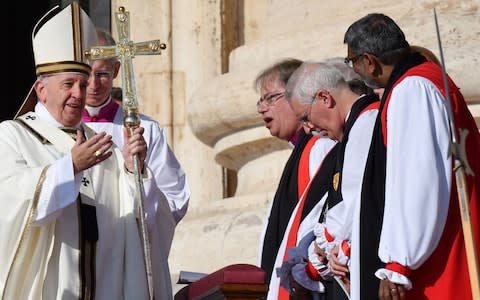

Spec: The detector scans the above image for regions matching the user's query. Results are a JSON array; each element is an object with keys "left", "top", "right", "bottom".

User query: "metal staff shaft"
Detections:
[
  {"left": 434, "top": 9, "right": 480, "bottom": 298},
  {"left": 119, "top": 27, "right": 155, "bottom": 299},
  {"left": 124, "top": 107, "right": 154, "bottom": 300},
  {"left": 132, "top": 154, "right": 154, "bottom": 300}
]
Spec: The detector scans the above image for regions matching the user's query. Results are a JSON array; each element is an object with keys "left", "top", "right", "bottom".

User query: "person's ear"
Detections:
[
  {"left": 34, "top": 79, "right": 47, "bottom": 104},
  {"left": 316, "top": 89, "right": 335, "bottom": 108},
  {"left": 363, "top": 53, "right": 381, "bottom": 76},
  {"left": 113, "top": 61, "right": 121, "bottom": 78}
]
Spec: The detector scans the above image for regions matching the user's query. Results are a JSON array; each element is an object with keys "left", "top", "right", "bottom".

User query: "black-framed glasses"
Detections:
[
  {"left": 256, "top": 91, "right": 284, "bottom": 107},
  {"left": 344, "top": 53, "right": 364, "bottom": 68},
  {"left": 298, "top": 95, "right": 316, "bottom": 126}
]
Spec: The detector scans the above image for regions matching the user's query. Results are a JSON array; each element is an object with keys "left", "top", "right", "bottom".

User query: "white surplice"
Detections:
[{"left": 85, "top": 104, "right": 191, "bottom": 258}]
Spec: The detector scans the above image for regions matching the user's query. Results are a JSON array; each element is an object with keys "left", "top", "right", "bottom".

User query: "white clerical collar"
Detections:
[
  {"left": 34, "top": 102, "right": 82, "bottom": 128},
  {"left": 84, "top": 96, "right": 112, "bottom": 116},
  {"left": 345, "top": 111, "right": 351, "bottom": 123}
]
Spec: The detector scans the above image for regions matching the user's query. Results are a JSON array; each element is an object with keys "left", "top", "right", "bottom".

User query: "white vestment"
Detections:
[
  {"left": 0, "top": 106, "right": 173, "bottom": 299},
  {"left": 327, "top": 106, "right": 378, "bottom": 242},
  {"left": 85, "top": 105, "right": 191, "bottom": 258}
]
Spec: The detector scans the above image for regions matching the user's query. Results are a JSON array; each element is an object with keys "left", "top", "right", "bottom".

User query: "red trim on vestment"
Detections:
[
  {"left": 278, "top": 286, "right": 291, "bottom": 299},
  {"left": 305, "top": 261, "right": 321, "bottom": 281},
  {"left": 385, "top": 262, "right": 412, "bottom": 277},
  {"left": 278, "top": 136, "right": 320, "bottom": 300},
  {"left": 341, "top": 240, "right": 350, "bottom": 258},
  {"left": 324, "top": 227, "right": 334, "bottom": 243},
  {"left": 283, "top": 135, "right": 318, "bottom": 261},
  {"left": 360, "top": 101, "right": 380, "bottom": 116},
  {"left": 381, "top": 62, "right": 480, "bottom": 299},
  {"left": 297, "top": 136, "right": 319, "bottom": 199}
]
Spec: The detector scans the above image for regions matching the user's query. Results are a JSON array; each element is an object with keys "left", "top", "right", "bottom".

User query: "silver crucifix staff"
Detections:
[
  {"left": 86, "top": 6, "right": 167, "bottom": 300},
  {"left": 434, "top": 8, "right": 479, "bottom": 299}
]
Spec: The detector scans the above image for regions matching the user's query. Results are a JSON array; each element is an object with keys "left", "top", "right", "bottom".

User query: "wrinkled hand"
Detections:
[
  {"left": 72, "top": 130, "right": 113, "bottom": 174},
  {"left": 123, "top": 127, "right": 147, "bottom": 173},
  {"left": 379, "top": 278, "right": 406, "bottom": 300},
  {"left": 313, "top": 242, "right": 327, "bottom": 263},
  {"left": 328, "top": 245, "right": 349, "bottom": 277}
]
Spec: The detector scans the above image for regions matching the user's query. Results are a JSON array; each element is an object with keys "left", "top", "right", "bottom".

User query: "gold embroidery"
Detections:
[
  {"left": 2, "top": 166, "right": 50, "bottom": 299},
  {"left": 15, "top": 119, "right": 50, "bottom": 144},
  {"left": 333, "top": 172, "right": 340, "bottom": 191}
]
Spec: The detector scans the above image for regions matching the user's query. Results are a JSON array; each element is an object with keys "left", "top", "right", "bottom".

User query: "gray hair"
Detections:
[
  {"left": 253, "top": 58, "right": 303, "bottom": 92},
  {"left": 322, "top": 57, "right": 360, "bottom": 82},
  {"left": 38, "top": 74, "right": 50, "bottom": 84},
  {"left": 344, "top": 13, "right": 410, "bottom": 65},
  {"left": 322, "top": 57, "right": 372, "bottom": 95},
  {"left": 285, "top": 61, "right": 346, "bottom": 105}
]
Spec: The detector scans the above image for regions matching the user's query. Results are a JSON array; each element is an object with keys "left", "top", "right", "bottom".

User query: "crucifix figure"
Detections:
[{"left": 85, "top": 6, "right": 167, "bottom": 300}]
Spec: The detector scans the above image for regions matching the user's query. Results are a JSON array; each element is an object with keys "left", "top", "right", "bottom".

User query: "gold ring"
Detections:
[{"left": 94, "top": 150, "right": 102, "bottom": 157}]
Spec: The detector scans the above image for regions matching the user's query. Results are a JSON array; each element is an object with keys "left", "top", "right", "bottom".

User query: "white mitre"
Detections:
[{"left": 16, "top": 1, "right": 98, "bottom": 117}]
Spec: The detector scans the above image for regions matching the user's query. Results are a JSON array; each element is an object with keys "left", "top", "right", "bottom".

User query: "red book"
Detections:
[{"left": 188, "top": 264, "right": 265, "bottom": 298}]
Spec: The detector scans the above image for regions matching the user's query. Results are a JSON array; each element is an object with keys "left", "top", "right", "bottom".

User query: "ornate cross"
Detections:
[
  {"left": 85, "top": 7, "right": 166, "bottom": 299},
  {"left": 85, "top": 6, "right": 166, "bottom": 129}
]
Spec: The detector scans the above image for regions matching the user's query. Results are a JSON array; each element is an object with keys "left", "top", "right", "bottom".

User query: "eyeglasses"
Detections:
[
  {"left": 91, "top": 70, "right": 113, "bottom": 82},
  {"left": 344, "top": 53, "right": 364, "bottom": 68},
  {"left": 257, "top": 91, "right": 284, "bottom": 107},
  {"left": 298, "top": 95, "right": 316, "bottom": 126}
]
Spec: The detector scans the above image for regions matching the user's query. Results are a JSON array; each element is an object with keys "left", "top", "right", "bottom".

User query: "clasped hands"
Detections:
[{"left": 317, "top": 243, "right": 406, "bottom": 300}]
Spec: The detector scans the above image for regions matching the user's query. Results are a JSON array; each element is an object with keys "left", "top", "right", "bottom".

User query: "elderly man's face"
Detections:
[
  {"left": 36, "top": 72, "right": 88, "bottom": 127},
  {"left": 290, "top": 92, "right": 344, "bottom": 141},
  {"left": 257, "top": 78, "right": 301, "bottom": 141},
  {"left": 346, "top": 45, "right": 383, "bottom": 89}
]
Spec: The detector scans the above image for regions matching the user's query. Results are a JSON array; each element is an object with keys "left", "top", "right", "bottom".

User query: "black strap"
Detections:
[
  {"left": 261, "top": 130, "right": 313, "bottom": 284},
  {"left": 80, "top": 203, "right": 99, "bottom": 242},
  {"left": 302, "top": 143, "right": 338, "bottom": 222},
  {"left": 319, "top": 94, "right": 379, "bottom": 223},
  {"left": 78, "top": 201, "right": 98, "bottom": 300}
]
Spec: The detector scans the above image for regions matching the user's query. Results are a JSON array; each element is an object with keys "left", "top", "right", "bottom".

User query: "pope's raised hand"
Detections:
[{"left": 71, "top": 130, "right": 113, "bottom": 174}]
